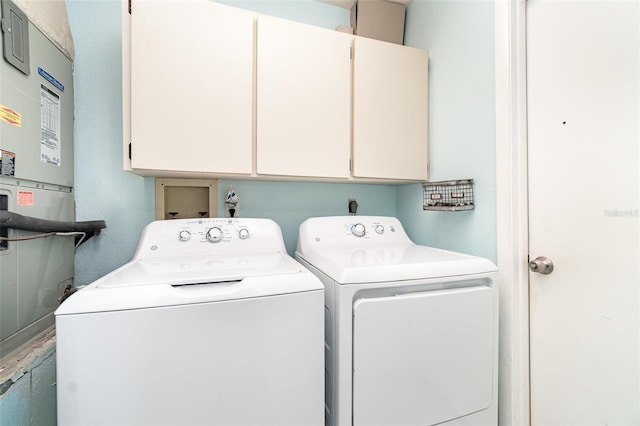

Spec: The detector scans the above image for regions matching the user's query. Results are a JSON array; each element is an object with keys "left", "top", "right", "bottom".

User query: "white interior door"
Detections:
[{"left": 527, "top": 1, "right": 640, "bottom": 424}]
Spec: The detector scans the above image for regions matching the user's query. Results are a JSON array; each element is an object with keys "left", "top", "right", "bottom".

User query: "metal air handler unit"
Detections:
[{"left": 0, "top": 0, "right": 104, "bottom": 357}]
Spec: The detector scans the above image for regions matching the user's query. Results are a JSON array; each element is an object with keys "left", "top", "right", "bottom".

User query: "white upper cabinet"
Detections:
[
  {"left": 124, "top": 2, "right": 429, "bottom": 182},
  {"left": 352, "top": 37, "right": 429, "bottom": 180},
  {"left": 129, "top": 0, "right": 254, "bottom": 175},
  {"left": 256, "top": 16, "right": 352, "bottom": 178}
]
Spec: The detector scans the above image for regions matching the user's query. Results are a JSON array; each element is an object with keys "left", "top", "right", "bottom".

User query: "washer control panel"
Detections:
[
  {"left": 238, "top": 228, "right": 250, "bottom": 240},
  {"left": 134, "top": 218, "right": 285, "bottom": 259},
  {"left": 178, "top": 230, "right": 191, "bottom": 241},
  {"left": 176, "top": 219, "right": 253, "bottom": 245},
  {"left": 205, "top": 226, "right": 225, "bottom": 243}
]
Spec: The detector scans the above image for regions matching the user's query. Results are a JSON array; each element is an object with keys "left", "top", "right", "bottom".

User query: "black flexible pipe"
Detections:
[{"left": 0, "top": 211, "right": 106, "bottom": 245}]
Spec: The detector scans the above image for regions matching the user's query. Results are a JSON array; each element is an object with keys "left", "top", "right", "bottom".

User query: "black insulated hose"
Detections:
[{"left": 0, "top": 211, "right": 106, "bottom": 246}]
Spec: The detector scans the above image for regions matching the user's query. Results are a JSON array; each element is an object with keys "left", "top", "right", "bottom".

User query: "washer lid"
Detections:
[
  {"left": 96, "top": 251, "right": 302, "bottom": 288},
  {"left": 56, "top": 251, "right": 322, "bottom": 315},
  {"left": 297, "top": 243, "right": 497, "bottom": 284}
]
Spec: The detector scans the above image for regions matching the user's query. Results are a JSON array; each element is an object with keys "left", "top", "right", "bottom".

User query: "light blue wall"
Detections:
[
  {"left": 399, "top": 0, "right": 497, "bottom": 262},
  {"left": 1, "top": 0, "right": 498, "bottom": 423},
  {"left": 68, "top": 0, "right": 497, "bottom": 280},
  {"left": 217, "top": 180, "right": 396, "bottom": 254},
  {"left": 0, "top": 341, "right": 56, "bottom": 426},
  {"left": 216, "top": 0, "right": 349, "bottom": 28},
  {"left": 68, "top": 0, "right": 155, "bottom": 286},
  {"left": 67, "top": 0, "right": 391, "bottom": 285}
]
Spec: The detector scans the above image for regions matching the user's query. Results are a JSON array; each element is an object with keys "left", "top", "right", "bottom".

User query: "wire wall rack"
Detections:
[{"left": 422, "top": 179, "right": 475, "bottom": 211}]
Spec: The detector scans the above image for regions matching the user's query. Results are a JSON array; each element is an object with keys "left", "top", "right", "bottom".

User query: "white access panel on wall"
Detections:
[
  {"left": 256, "top": 16, "right": 351, "bottom": 178},
  {"left": 352, "top": 286, "right": 494, "bottom": 425},
  {"left": 129, "top": 0, "right": 254, "bottom": 174},
  {"left": 352, "top": 37, "right": 428, "bottom": 180}
]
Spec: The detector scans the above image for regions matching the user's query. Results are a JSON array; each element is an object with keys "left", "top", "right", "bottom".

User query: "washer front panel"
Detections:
[{"left": 57, "top": 290, "right": 324, "bottom": 425}]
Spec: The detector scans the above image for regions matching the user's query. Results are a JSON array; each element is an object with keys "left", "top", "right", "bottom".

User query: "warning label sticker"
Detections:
[
  {"left": 0, "top": 105, "right": 22, "bottom": 127},
  {"left": 17, "top": 190, "right": 34, "bottom": 206},
  {"left": 0, "top": 150, "right": 15, "bottom": 176},
  {"left": 40, "top": 85, "right": 61, "bottom": 166}
]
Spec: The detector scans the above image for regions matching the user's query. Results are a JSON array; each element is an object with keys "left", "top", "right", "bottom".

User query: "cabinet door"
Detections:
[
  {"left": 353, "top": 37, "right": 429, "bottom": 180},
  {"left": 256, "top": 16, "right": 352, "bottom": 178},
  {"left": 130, "top": 0, "right": 254, "bottom": 174}
]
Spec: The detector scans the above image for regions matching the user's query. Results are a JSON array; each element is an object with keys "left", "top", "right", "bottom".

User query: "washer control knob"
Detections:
[
  {"left": 206, "top": 227, "right": 224, "bottom": 243},
  {"left": 178, "top": 230, "right": 191, "bottom": 241},
  {"left": 238, "top": 228, "right": 250, "bottom": 240},
  {"left": 375, "top": 225, "right": 384, "bottom": 234},
  {"left": 351, "top": 223, "right": 366, "bottom": 237}
]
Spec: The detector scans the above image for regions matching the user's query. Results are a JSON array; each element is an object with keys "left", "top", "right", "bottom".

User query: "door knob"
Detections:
[{"left": 529, "top": 256, "right": 554, "bottom": 274}]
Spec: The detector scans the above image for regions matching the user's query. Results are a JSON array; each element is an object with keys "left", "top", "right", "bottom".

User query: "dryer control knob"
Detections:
[
  {"left": 178, "top": 230, "right": 191, "bottom": 241},
  {"left": 206, "top": 227, "right": 224, "bottom": 243},
  {"left": 238, "top": 228, "right": 250, "bottom": 240},
  {"left": 351, "top": 223, "right": 366, "bottom": 237},
  {"left": 375, "top": 225, "right": 384, "bottom": 234}
]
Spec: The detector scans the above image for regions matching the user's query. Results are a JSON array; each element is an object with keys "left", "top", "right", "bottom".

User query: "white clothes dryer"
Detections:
[
  {"left": 295, "top": 216, "right": 498, "bottom": 426},
  {"left": 56, "top": 218, "right": 324, "bottom": 426}
]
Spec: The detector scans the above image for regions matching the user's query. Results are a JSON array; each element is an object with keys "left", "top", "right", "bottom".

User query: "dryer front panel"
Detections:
[{"left": 352, "top": 286, "right": 494, "bottom": 425}]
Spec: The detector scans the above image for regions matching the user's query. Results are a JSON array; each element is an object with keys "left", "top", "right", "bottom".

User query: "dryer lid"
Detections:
[
  {"left": 297, "top": 243, "right": 497, "bottom": 284},
  {"left": 296, "top": 216, "right": 497, "bottom": 284}
]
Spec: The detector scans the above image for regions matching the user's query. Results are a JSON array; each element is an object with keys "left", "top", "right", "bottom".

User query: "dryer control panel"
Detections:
[
  {"left": 348, "top": 221, "right": 395, "bottom": 238},
  {"left": 299, "top": 216, "right": 413, "bottom": 249},
  {"left": 132, "top": 218, "right": 287, "bottom": 259}
]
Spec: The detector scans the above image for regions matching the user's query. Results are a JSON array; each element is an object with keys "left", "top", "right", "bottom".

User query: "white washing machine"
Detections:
[
  {"left": 295, "top": 216, "right": 498, "bottom": 426},
  {"left": 56, "top": 218, "right": 324, "bottom": 426}
]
